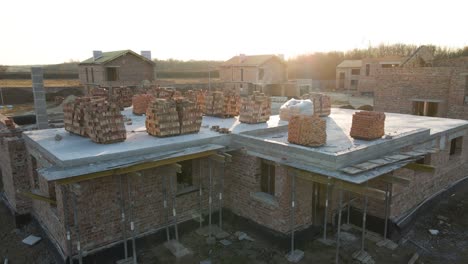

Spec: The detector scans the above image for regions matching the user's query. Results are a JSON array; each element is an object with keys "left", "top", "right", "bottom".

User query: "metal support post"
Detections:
[
  {"left": 71, "top": 190, "right": 83, "bottom": 264},
  {"left": 361, "top": 191, "right": 368, "bottom": 252},
  {"left": 323, "top": 180, "right": 331, "bottom": 240},
  {"left": 290, "top": 172, "right": 296, "bottom": 253},
  {"left": 127, "top": 175, "right": 137, "bottom": 264},
  {"left": 62, "top": 186, "right": 73, "bottom": 264},
  {"left": 218, "top": 160, "right": 225, "bottom": 229},
  {"left": 199, "top": 159, "right": 203, "bottom": 228},
  {"left": 335, "top": 189, "right": 343, "bottom": 264},
  {"left": 208, "top": 159, "right": 213, "bottom": 240},
  {"left": 118, "top": 175, "right": 128, "bottom": 259},
  {"left": 169, "top": 173, "right": 179, "bottom": 241},
  {"left": 162, "top": 175, "right": 170, "bottom": 241},
  {"left": 347, "top": 191, "right": 351, "bottom": 225},
  {"left": 313, "top": 182, "right": 318, "bottom": 225},
  {"left": 383, "top": 182, "right": 392, "bottom": 240}
]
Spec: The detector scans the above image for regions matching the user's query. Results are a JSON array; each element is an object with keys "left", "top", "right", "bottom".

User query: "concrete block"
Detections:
[
  {"left": 286, "top": 249, "right": 304, "bottom": 263},
  {"left": 164, "top": 240, "right": 192, "bottom": 258}
]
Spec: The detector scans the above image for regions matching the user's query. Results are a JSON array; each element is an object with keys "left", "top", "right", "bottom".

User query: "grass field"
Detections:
[{"left": 0, "top": 79, "right": 80, "bottom": 87}]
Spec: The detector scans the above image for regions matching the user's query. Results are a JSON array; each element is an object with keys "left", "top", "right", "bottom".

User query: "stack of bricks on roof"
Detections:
[{"left": 0, "top": 48, "right": 467, "bottom": 263}]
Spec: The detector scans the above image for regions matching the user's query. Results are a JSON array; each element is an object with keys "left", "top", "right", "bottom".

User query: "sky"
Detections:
[{"left": 1, "top": 0, "right": 467, "bottom": 65}]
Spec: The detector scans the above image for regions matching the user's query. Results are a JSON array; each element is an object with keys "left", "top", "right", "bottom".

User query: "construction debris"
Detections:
[
  {"left": 239, "top": 92, "right": 271, "bottom": 124},
  {"left": 288, "top": 115, "right": 327, "bottom": 147},
  {"left": 428, "top": 229, "right": 439, "bottom": 235},
  {"left": 22, "top": 235, "right": 42, "bottom": 246},
  {"left": 234, "top": 231, "right": 254, "bottom": 241},
  {"left": 350, "top": 111, "right": 386, "bottom": 140}
]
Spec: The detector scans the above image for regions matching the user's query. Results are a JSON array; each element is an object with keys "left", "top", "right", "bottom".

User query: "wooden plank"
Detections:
[
  {"left": 56, "top": 150, "right": 218, "bottom": 185},
  {"left": 380, "top": 175, "right": 411, "bottom": 186},
  {"left": 403, "top": 163, "right": 435, "bottom": 172},
  {"left": 209, "top": 154, "right": 226, "bottom": 163},
  {"left": 17, "top": 191, "right": 57, "bottom": 205},
  {"left": 294, "top": 169, "right": 386, "bottom": 200}
]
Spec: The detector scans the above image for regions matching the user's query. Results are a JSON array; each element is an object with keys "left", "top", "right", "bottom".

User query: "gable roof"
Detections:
[
  {"left": 221, "top": 55, "right": 284, "bottom": 67},
  {"left": 79, "top": 50, "right": 155, "bottom": 65},
  {"left": 337, "top": 60, "right": 362, "bottom": 68}
]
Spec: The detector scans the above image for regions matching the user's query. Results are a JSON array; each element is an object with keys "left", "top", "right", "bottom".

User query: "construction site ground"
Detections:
[{"left": 1, "top": 178, "right": 467, "bottom": 264}]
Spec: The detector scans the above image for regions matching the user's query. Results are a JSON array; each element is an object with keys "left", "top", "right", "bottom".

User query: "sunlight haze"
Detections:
[{"left": 1, "top": 0, "right": 467, "bottom": 65}]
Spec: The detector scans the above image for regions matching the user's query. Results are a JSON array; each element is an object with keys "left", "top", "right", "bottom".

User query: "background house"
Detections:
[
  {"left": 219, "top": 54, "right": 287, "bottom": 94},
  {"left": 78, "top": 50, "right": 156, "bottom": 89},
  {"left": 335, "top": 60, "right": 362, "bottom": 92}
]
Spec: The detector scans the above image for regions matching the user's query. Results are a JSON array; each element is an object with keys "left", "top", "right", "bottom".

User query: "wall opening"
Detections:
[
  {"left": 177, "top": 160, "right": 193, "bottom": 192},
  {"left": 260, "top": 160, "right": 275, "bottom": 196},
  {"left": 412, "top": 101, "right": 438, "bottom": 117},
  {"left": 106, "top": 67, "right": 119, "bottom": 81},
  {"left": 351, "top": 69, "right": 360, "bottom": 75},
  {"left": 241, "top": 68, "right": 244, "bottom": 82},
  {"left": 365, "top": 64, "right": 370, "bottom": 76},
  {"left": 449, "top": 136, "right": 463, "bottom": 157},
  {"left": 31, "top": 155, "right": 39, "bottom": 189}
]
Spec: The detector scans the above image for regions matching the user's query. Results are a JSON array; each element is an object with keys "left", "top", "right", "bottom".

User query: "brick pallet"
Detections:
[
  {"left": 184, "top": 90, "right": 206, "bottom": 114},
  {"left": 288, "top": 115, "right": 327, "bottom": 147},
  {"left": 64, "top": 97, "right": 127, "bottom": 144},
  {"left": 132, "top": 94, "right": 154, "bottom": 115},
  {"left": 63, "top": 97, "right": 93, "bottom": 136},
  {"left": 176, "top": 98, "right": 202, "bottom": 134},
  {"left": 239, "top": 92, "right": 271, "bottom": 124},
  {"left": 301, "top": 93, "right": 331, "bottom": 117},
  {"left": 146, "top": 99, "right": 180, "bottom": 137},
  {"left": 350, "top": 111, "right": 386, "bottom": 140},
  {"left": 84, "top": 98, "right": 126, "bottom": 144},
  {"left": 110, "top": 87, "right": 133, "bottom": 108},
  {"left": 223, "top": 90, "right": 240, "bottom": 116},
  {"left": 90, "top": 87, "right": 108, "bottom": 98},
  {"left": 205, "top": 91, "right": 225, "bottom": 116}
]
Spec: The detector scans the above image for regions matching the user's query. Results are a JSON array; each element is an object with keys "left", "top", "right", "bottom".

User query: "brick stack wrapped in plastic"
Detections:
[
  {"left": 288, "top": 115, "right": 326, "bottom": 147},
  {"left": 239, "top": 92, "right": 271, "bottom": 124},
  {"left": 350, "top": 111, "right": 386, "bottom": 140},
  {"left": 145, "top": 99, "right": 180, "bottom": 137},
  {"left": 176, "top": 97, "right": 203, "bottom": 135},
  {"left": 301, "top": 93, "right": 331, "bottom": 117},
  {"left": 132, "top": 94, "right": 154, "bottom": 115},
  {"left": 64, "top": 96, "right": 127, "bottom": 144},
  {"left": 84, "top": 97, "right": 126, "bottom": 144}
]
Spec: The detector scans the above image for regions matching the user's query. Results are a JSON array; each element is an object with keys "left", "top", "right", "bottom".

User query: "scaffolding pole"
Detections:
[
  {"left": 208, "top": 159, "right": 213, "bottom": 240},
  {"left": 335, "top": 189, "right": 343, "bottom": 264},
  {"left": 323, "top": 180, "right": 331, "bottom": 240},
  {"left": 118, "top": 175, "right": 128, "bottom": 259},
  {"left": 361, "top": 190, "right": 368, "bottom": 253},
  {"left": 71, "top": 189, "right": 83, "bottom": 264},
  {"left": 312, "top": 182, "right": 317, "bottom": 225},
  {"left": 127, "top": 175, "right": 137, "bottom": 264},
  {"left": 347, "top": 191, "right": 351, "bottom": 225},
  {"left": 199, "top": 159, "right": 203, "bottom": 228},
  {"left": 169, "top": 173, "right": 179, "bottom": 241},
  {"left": 383, "top": 182, "right": 392, "bottom": 240},
  {"left": 162, "top": 174, "right": 171, "bottom": 241},
  {"left": 218, "top": 159, "right": 225, "bottom": 230},
  {"left": 290, "top": 172, "right": 296, "bottom": 254},
  {"left": 62, "top": 186, "right": 73, "bottom": 264}
]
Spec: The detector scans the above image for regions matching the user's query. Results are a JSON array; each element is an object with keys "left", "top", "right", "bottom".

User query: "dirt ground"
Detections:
[
  {"left": 1, "top": 180, "right": 467, "bottom": 264},
  {"left": 0, "top": 202, "right": 59, "bottom": 263}
]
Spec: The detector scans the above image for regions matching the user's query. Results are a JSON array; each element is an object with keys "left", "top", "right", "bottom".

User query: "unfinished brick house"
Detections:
[
  {"left": 373, "top": 58, "right": 468, "bottom": 120},
  {"left": 1, "top": 102, "right": 467, "bottom": 263},
  {"left": 219, "top": 54, "right": 288, "bottom": 95},
  {"left": 78, "top": 50, "right": 156, "bottom": 89},
  {"left": 336, "top": 46, "right": 435, "bottom": 96}
]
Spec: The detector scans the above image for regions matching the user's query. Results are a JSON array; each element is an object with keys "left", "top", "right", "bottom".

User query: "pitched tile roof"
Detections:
[
  {"left": 336, "top": 60, "right": 362, "bottom": 68},
  {"left": 79, "top": 50, "right": 155, "bottom": 65},
  {"left": 222, "top": 55, "right": 283, "bottom": 67}
]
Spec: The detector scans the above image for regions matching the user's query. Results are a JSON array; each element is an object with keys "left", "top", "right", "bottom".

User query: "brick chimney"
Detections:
[
  {"left": 141, "top": 50, "right": 151, "bottom": 60},
  {"left": 93, "top": 50, "right": 102, "bottom": 61}
]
